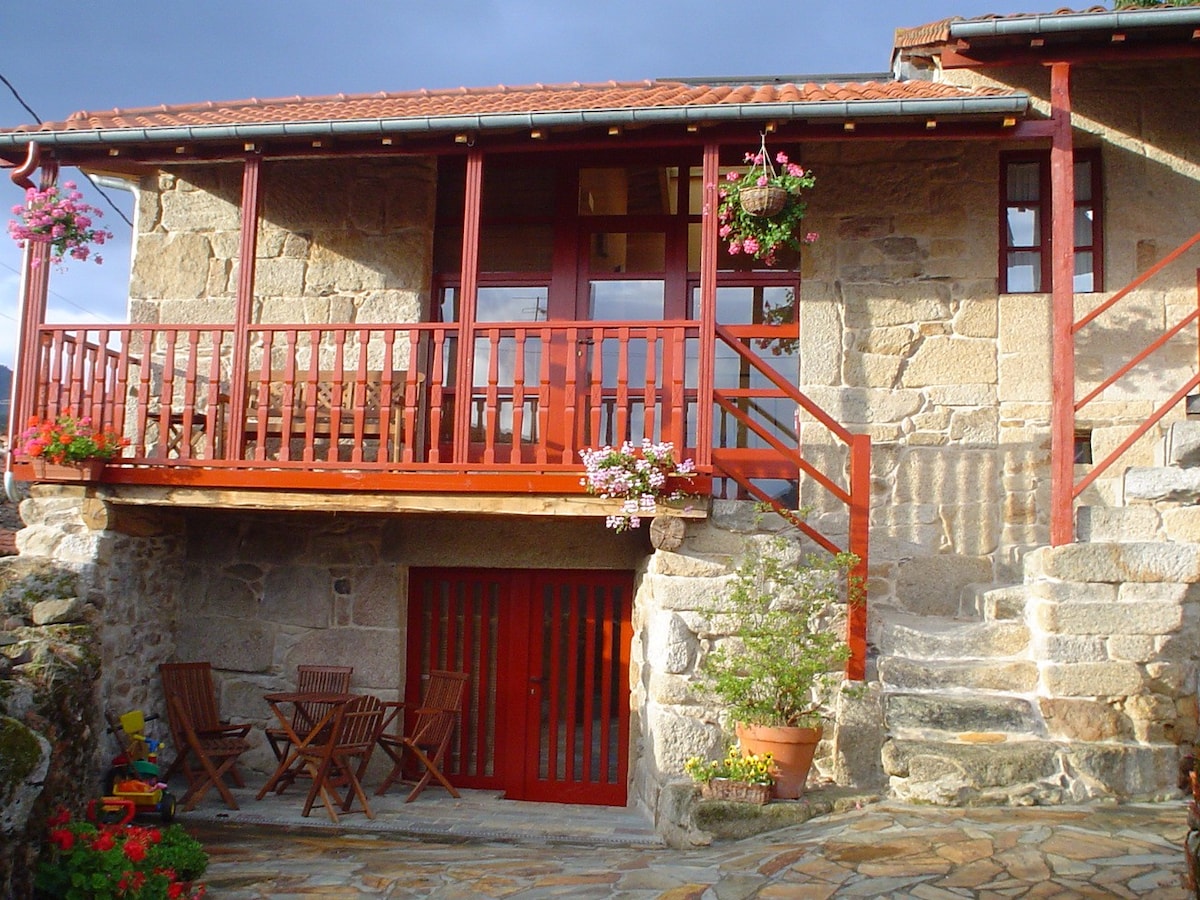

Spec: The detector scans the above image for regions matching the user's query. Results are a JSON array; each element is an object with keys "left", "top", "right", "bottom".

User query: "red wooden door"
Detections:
[{"left": 407, "top": 567, "right": 632, "bottom": 806}]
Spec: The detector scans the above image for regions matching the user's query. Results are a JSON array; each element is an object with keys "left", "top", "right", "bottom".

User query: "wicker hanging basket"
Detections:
[{"left": 739, "top": 184, "right": 788, "bottom": 217}]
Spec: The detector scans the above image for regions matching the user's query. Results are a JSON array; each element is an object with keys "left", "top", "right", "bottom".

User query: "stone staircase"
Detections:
[{"left": 872, "top": 422, "right": 1200, "bottom": 805}]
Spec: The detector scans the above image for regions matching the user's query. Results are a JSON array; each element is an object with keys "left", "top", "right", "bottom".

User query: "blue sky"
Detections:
[{"left": 0, "top": 0, "right": 1041, "bottom": 369}]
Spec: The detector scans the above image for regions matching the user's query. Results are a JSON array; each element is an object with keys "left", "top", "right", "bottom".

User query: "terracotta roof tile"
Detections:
[{"left": 12, "top": 79, "right": 1017, "bottom": 137}]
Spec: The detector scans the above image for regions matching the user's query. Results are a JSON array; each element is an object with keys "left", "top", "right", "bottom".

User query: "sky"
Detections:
[{"left": 0, "top": 0, "right": 1049, "bottom": 371}]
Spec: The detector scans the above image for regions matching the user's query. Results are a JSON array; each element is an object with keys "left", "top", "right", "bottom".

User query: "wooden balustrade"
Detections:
[{"left": 22, "top": 320, "right": 700, "bottom": 477}]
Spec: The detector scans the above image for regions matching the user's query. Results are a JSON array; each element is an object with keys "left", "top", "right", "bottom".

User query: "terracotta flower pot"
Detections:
[{"left": 736, "top": 722, "right": 822, "bottom": 800}]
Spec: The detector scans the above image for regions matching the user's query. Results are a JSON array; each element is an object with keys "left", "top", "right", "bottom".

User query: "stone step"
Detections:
[
  {"left": 884, "top": 692, "right": 1043, "bottom": 738},
  {"left": 1124, "top": 465, "right": 1200, "bottom": 504},
  {"left": 958, "top": 583, "right": 1026, "bottom": 620},
  {"left": 1075, "top": 506, "right": 1161, "bottom": 543},
  {"left": 882, "top": 736, "right": 1179, "bottom": 806},
  {"left": 878, "top": 657, "right": 1039, "bottom": 693},
  {"left": 875, "top": 614, "right": 1030, "bottom": 660}
]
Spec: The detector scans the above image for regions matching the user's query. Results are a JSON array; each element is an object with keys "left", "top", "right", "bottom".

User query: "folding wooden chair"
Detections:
[
  {"left": 159, "top": 662, "right": 252, "bottom": 783},
  {"left": 264, "top": 664, "right": 354, "bottom": 762},
  {"left": 297, "top": 694, "right": 385, "bottom": 822},
  {"left": 375, "top": 670, "right": 469, "bottom": 802},
  {"left": 164, "top": 691, "right": 251, "bottom": 810}
]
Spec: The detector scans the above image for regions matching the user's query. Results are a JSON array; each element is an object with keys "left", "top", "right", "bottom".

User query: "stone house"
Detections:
[{"left": 2, "top": 4, "right": 1200, "bottom": 823}]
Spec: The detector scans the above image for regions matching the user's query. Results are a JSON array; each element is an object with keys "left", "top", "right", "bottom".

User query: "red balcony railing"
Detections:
[{"left": 23, "top": 321, "right": 701, "bottom": 481}]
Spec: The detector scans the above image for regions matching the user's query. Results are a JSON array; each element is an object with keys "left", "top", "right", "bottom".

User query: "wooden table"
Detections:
[{"left": 256, "top": 691, "right": 356, "bottom": 798}]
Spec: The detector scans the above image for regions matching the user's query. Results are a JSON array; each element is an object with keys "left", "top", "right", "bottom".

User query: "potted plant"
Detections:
[
  {"left": 8, "top": 180, "right": 114, "bottom": 268},
  {"left": 717, "top": 139, "right": 817, "bottom": 267},
  {"left": 580, "top": 439, "right": 695, "bottom": 532},
  {"left": 684, "top": 744, "right": 775, "bottom": 805},
  {"left": 17, "top": 415, "right": 129, "bottom": 481},
  {"left": 699, "top": 534, "right": 856, "bottom": 798}
]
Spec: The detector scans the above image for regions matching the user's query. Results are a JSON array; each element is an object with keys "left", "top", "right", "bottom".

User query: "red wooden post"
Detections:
[
  {"left": 226, "top": 154, "right": 262, "bottom": 461},
  {"left": 1049, "top": 62, "right": 1077, "bottom": 546},
  {"left": 452, "top": 150, "right": 483, "bottom": 464},
  {"left": 696, "top": 144, "right": 720, "bottom": 470},
  {"left": 846, "top": 433, "right": 871, "bottom": 681},
  {"left": 11, "top": 158, "right": 56, "bottom": 442}
]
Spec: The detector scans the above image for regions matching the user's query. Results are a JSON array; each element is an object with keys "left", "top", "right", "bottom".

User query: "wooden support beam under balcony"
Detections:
[{"left": 83, "top": 483, "right": 712, "bottom": 520}]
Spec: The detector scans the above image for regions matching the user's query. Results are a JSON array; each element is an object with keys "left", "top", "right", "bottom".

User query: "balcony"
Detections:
[{"left": 16, "top": 320, "right": 719, "bottom": 499}]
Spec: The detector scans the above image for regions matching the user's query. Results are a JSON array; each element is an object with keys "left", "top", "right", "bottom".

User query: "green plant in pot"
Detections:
[{"left": 699, "top": 534, "right": 856, "bottom": 799}]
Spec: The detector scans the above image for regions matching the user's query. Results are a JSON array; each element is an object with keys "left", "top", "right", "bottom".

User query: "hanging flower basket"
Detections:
[
  {"left": 7, "top": 180, "right": 113, "bottom": 268},
  {"left": 739, "top": 183, "right": 789, "bottom": 217},
  {"left": 717, "top": 134, "right": 817, "bottom": 266}
]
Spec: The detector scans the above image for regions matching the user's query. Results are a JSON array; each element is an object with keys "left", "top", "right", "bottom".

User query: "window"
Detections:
[{"left": 1000, "top": 150, "right": 1102, "bottom": 294}]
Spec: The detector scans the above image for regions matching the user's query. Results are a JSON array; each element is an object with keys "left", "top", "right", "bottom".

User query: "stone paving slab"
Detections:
[{"left": 183, "top": 797, "right": 1194, "bottom": 898}]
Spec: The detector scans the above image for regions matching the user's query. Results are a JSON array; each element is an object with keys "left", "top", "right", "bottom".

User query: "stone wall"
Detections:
[
  {"left": 130, "top": 156, "right": 437, "bottom": 329},
  {"left": 629, "top": 504, "right": 872, "bottom": 823},
  {"left": 793, "top": 58, "right": 1200, "bottom": 616},
  {"left": 1029, "top": 542, "right": 1199, "bottom": 758}
]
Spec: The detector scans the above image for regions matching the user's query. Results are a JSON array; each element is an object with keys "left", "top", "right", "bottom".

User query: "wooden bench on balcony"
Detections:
[{"left": 243, "top": 370, "right": 423, "bottom": 464}]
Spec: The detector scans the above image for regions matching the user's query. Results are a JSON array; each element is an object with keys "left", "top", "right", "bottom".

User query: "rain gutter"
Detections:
[
  {"left": 951, "top": 8, "right": 1200, "bottom": 39},
  {"left": 0, "top": 94, "right": 1030, "bottom": 150}
]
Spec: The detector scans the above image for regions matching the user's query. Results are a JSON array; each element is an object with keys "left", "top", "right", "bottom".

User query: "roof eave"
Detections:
[
  {"left": 0, "top": 94, "right": 1031, "bottom": 151},
  {"left": 950, "top": 7, "right": 1200, "bottom": 40}
]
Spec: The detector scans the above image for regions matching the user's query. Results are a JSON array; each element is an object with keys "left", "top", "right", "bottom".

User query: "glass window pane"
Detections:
[
  {"left": 703, "top": 286, "right": 796, "bottom": 325},
  {"left": 1074, "top": 251, "right": 1094, "bottom": 292},
  {"left": 434, "top": 226, "right": 462, "bottom": 275},
  {"left": 1006, "top": 251, "right": 1041, "bottom": 292},
  {"left": 589, "top": 233, "right": 665, "bottom": 273},
  {"left": 1074, "top": 207, "right": 1094, "bottom": 247},
  {"left": 439, "top": 286, "right": 458, "bottom": 322},
  {"left": 1006, "top": 206, "right": 1039, "bottom": 248},
  {"left": 479, "top": 223, "right": 554, "bottom": 273},
  {"left": 476, "top": 286, "right": 549, "bottom": 322},
  {"left": 589, "top": 281, "right": 665, "bottom": 320},
  {"left": 482, "top": 165, "right": 556, "bottom": 217},
  {"left": 1006, "top": 162, "right": 1041, "bottom": 203},
  {"left": 1074, "top": 160, "right": 1092, "bottom": 202},
  {"left": 580, "top": 167, "right": 678, "bottom": 216}
]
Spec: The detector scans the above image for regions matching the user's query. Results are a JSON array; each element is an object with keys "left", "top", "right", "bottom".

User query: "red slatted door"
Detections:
[{"left": 407, "top": 568, "right": 632, "bottom": 806}]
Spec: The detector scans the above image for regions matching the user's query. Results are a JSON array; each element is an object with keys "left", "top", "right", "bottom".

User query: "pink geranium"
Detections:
[{"left": 7, "top": 180, "right": 114, "bottom": 268}]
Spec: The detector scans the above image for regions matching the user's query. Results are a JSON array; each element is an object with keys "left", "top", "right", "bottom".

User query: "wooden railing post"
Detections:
[
  {"left": 10, "top": 158, "right": 56, "bottom": 449},
  {"left": 696, "top": 143, "right": 720, "bottom": 471},
  {"left": 846, "top": 433, "right": 871, "bottom": 681},
  {"left": 1049, "top": 61, "right": 1077, "bottom": 546}
]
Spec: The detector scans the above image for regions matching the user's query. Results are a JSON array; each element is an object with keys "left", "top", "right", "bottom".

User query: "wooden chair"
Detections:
[
  {"left": 264, "top": 664, "right": 354, "bottom": 762},
  {"left": 164, "top": 691, "right": 252, "bottom": 811},
  {"left": 297, "top": 694, "right": 385, "bottom": 822},
  {"left": 375, "top": 670, "right": 469, "bottom": 802},
  {"left": 159, "top": 662, "right": 252, "bottom": 783}
]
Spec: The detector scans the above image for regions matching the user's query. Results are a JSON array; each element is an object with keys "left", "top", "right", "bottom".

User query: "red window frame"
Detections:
[{"left": 999, "top": 149, "right": 1103, "bottom": 294}]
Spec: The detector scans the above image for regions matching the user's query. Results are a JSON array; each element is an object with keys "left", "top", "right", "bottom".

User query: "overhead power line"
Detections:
[
  {"left": 0, "top": 258, "right": 113, "bottom": 320},
  {"left": 0, "top": 72, "right": 134, "bottom": 229}
]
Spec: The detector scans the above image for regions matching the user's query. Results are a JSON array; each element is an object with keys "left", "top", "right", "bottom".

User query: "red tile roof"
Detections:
[
  {"left": 894, "top": 5, "right": 1187, "bottom": 49},
  {"left": 12, "top": 79, "right": 1018, "bottom": 137}
]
